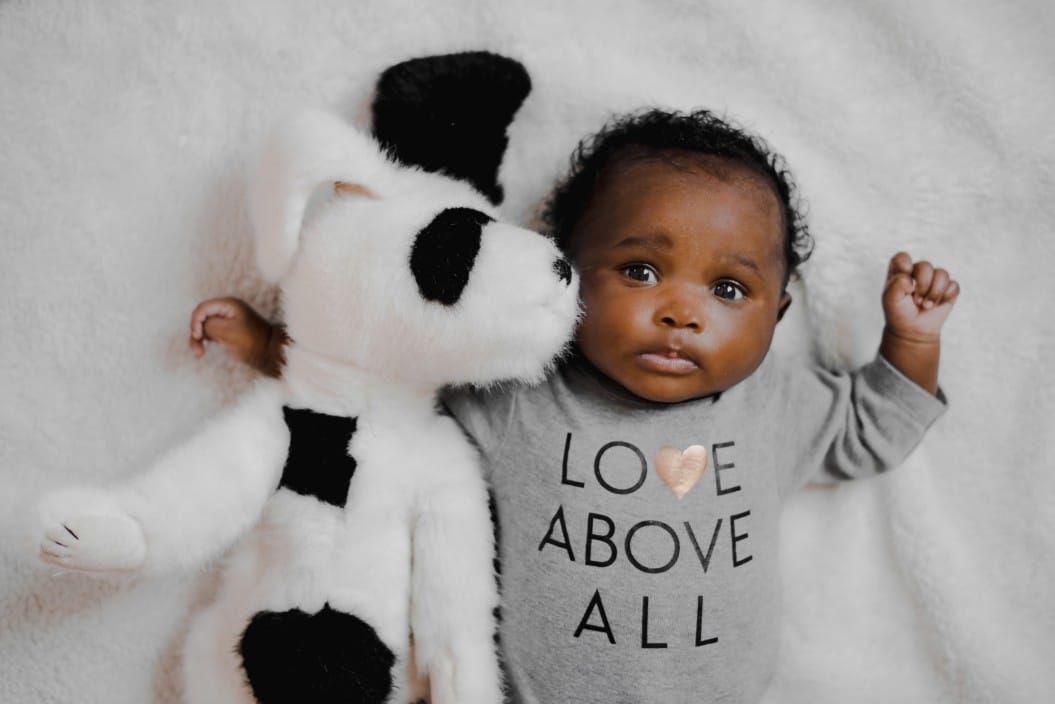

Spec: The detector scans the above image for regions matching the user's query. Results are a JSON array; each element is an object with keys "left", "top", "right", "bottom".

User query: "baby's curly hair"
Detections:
[{"left": 542, "top": 108, "right": 813, "bottom": 283}]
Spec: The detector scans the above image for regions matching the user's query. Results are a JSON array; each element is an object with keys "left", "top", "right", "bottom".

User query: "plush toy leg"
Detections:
[
  {"left": 32, "top": 381, "right": 289, "bottom": 576},
  {"left": 411, "top": 482, "right": 503, "bottom": 704}
]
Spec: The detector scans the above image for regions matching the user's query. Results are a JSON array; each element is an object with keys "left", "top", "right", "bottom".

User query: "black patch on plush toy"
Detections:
[
  {"left": 411, "top": 207, "right": 493, "bottom": 305},
  {"left": 279, "top": 407, "right": 357, "bottom": 507},
  {"left": 373, "top": 51, "right": 532, "bottom": 206},
  {"left": 239, "top": 603, "right": 395, "bottom": 704}
]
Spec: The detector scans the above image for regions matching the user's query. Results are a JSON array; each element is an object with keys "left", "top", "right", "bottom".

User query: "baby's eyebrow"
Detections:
[
  {"left": 721, "top": 253, "right": 761, "bottom": 273},
  {"left": 614, "top": 233, "right": 673, "bottom": 250}
]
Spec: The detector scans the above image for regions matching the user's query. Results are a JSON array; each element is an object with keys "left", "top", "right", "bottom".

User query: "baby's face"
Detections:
[{"left": 570, "top": 157, "right": 790, "bottom": 403}]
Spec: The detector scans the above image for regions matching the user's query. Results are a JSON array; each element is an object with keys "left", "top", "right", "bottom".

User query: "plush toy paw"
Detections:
[
  {"left": 429, "top": 648, "right": 502, "bottom": 704},
  {"left": 36, "top": 489, "right": 146, "bottom": 572}
]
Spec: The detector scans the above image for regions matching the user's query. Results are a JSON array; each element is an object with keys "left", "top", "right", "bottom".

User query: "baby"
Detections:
[{"left": 190, "top": 108, "right": 958, "bottom": 703}]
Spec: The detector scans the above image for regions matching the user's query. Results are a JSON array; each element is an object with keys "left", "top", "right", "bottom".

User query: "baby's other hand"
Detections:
[
  {"left": 882, "top": 252, "right": 960, "bottom": 343},
  {"left": 189, "top": 297, "right": 275, "bottom": 370}
]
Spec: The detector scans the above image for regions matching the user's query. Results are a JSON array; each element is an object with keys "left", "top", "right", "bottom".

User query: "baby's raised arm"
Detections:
[{"left": 189, "top": 297, "right": 287, "bottom": 377}]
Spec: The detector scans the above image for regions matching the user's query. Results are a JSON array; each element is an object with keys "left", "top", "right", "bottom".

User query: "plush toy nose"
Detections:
[{"left": 553, "top": 256, "right": 572, "bottom": 285}]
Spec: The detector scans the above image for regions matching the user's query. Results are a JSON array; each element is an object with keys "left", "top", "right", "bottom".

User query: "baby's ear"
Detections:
[
  {"left": 777, "top": 292, "right": 793, "bottom": 322},
  {"left": 248, "top": 110, "right": 392, "bottom": 283}
]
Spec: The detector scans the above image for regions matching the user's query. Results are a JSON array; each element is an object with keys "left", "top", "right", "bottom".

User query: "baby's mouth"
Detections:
[{"left": 636, "top": 349, "right": 699, "bottom": 375}]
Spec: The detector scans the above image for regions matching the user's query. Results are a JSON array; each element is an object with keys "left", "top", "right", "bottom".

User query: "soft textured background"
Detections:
[{"left": 1, "top": 1, "right": 1052, "bottom": 702}]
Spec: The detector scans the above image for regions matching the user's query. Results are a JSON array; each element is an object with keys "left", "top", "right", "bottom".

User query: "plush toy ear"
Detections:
[
  {"left": 372, "top": 51, "right": 531, "bottom": 206},
  {"left": 249, "top": 109, "right": 392, "bottom": 283}
]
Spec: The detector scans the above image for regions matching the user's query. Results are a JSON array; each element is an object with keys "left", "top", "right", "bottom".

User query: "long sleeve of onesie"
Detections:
[{"left": 768, "top": 354, "right": 947, "bottom": 497}]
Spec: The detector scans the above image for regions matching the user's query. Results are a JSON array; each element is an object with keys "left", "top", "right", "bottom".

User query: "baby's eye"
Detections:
[
  {"left": 713, "top": 281, "right": 745, "bottom": 301},
  {"left": 623, "top": 264, "right": 658, "bottom": 285}
]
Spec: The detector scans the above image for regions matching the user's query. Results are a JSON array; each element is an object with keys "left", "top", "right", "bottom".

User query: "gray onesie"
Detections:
[{"left": 444, "top": 350, "right": 946, "bottom": 704}]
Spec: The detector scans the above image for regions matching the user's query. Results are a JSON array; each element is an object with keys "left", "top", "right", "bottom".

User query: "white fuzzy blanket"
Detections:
[{"left": 2, "top": 1, "right": 1052, "bottom": 702}]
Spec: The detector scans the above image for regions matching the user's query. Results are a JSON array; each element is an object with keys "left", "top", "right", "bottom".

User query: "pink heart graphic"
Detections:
[{"left": 654, "top": 445, "right": 708, "bottom": 499}]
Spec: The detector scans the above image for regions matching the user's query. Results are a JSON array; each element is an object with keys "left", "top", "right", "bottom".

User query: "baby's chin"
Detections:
[
  {"left": 615, "top": 373, "right": 725, "bottom": 405},
  {"left": 633, "top": 385, "right": 719, "bottom": 405}
]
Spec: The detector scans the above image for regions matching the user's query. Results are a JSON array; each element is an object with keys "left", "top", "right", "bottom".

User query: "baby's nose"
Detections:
[
  {"left": 661, "top": 314, "right": 702, "bottom": 331},
  {"left": 658, "top": 294, "right": 703, "bottom": 331}
]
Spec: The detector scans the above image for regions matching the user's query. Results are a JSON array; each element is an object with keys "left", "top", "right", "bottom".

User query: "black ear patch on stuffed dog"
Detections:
[
  {"left": 373, "top": 51, "right": 531, "bottom": 206},
  {"left": 411, "top": 207, "right": 493, "bottom": 305}
]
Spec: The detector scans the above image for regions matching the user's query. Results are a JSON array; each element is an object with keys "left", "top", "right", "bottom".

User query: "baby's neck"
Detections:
[{"left": 281, "top": 344, "right": 438, "bottom": 418}]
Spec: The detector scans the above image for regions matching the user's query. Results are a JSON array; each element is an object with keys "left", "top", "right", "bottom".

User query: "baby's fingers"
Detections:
[
  {"left": 882, "top": 270, "right": 916, "bottom": 310},
  {"left": 887, "top": 252, "right": 914, "bottom": 280},
  {"left": 935, "top": 278, "right": 961, "bottom": 306},
  {"left": 911, "top": 261, "right": 935, "bottom": 305},
  {"left": 189, "top": 299, "right": 239, "bottom": 357},
  {"left": 190, "top": 299, "right": 239, "bottom": 341},
  {"left": 884, "top": 271, "right": 914, "bottom": 296},
  {"left": 919, "top": 267, "right": 949, "bottom": 309},
  {"left": 189, "top": 312, "right": 207, "bottom": 355}
]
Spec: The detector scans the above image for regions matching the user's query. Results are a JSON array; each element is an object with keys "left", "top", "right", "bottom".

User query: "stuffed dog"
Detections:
[{"left": 34, "top": 106, "right": 579, "bottom": 703}]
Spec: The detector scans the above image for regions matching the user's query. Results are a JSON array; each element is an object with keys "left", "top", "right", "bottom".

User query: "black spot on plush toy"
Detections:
[
  {"left": 34, "top": 54, "right": 578, "bottom": 704},
  {"left": 279, "top": 407, "right": 358, "bottom": 507},
  {"left": 410, "top": 207, "right": 493, "bottom": 304}
]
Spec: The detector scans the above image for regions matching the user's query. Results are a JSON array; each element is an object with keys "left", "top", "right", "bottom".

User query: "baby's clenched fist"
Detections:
[{"left": 882, "top": 251, "right": 960, "bottom": 343}]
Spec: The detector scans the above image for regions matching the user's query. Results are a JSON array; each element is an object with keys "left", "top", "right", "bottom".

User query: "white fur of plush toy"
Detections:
[{"left": 34, "top": 109, "right": 580, "bottom": 704}]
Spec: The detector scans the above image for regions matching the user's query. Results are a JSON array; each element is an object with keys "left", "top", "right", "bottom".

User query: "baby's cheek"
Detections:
[
  {"left": 717, "top": 323, "right": 772, "bottom": 379},
  {"left": 576, "top": 314, "right": 609, "bottom": 352}
]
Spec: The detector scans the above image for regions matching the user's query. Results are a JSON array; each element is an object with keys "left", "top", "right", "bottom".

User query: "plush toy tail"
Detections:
[{"left": 248, "top": 109, "right": 392, "bottom": 283}]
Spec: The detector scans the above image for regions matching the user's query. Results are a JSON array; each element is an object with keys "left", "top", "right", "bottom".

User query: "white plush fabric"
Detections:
[{"left": 1, "top": 1, "right": 1051, "bottom": 702}]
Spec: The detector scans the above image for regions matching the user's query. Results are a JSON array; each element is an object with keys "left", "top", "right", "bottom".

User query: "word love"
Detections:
[{"left": 559, "top": 433, "right": 742, "bottom": 499}]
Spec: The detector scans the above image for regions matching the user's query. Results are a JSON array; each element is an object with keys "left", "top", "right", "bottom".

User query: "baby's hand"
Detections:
[
  {"left": 189, "top": 297, "right": 278, "bottom": 373},
  {"left": 882, "top": 252, "right": 960, "bottom": 342}
]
